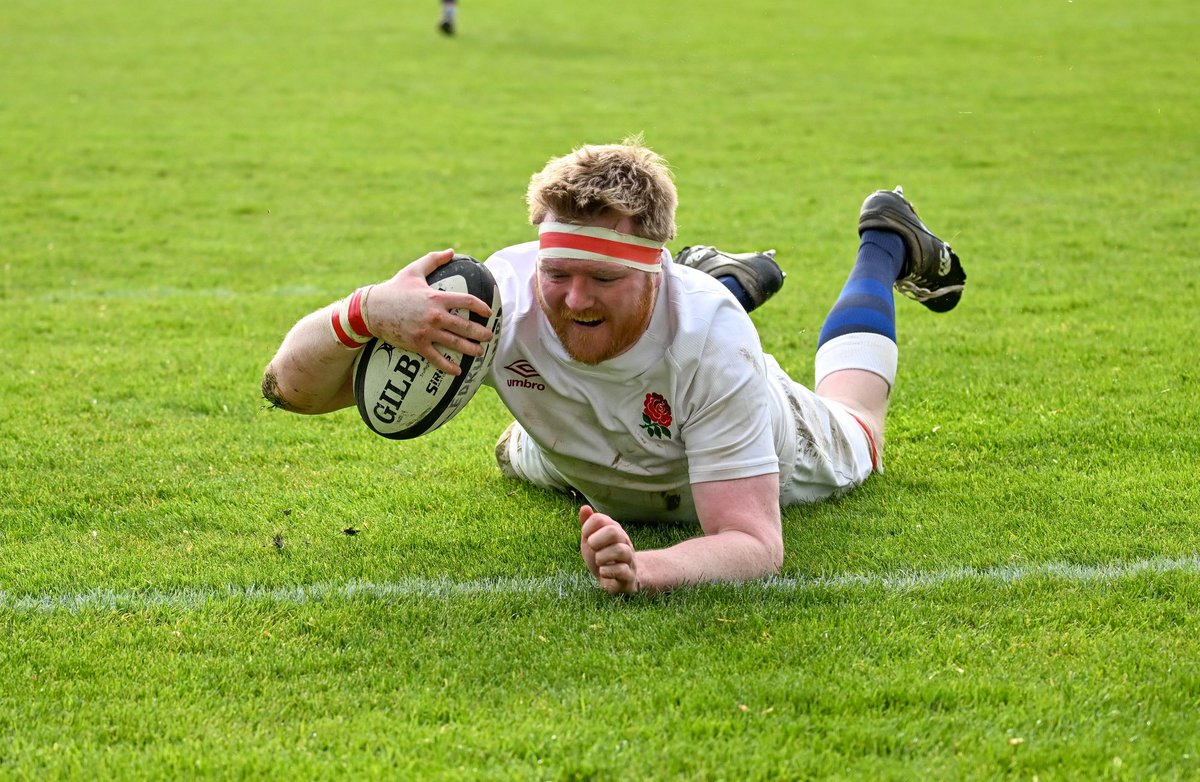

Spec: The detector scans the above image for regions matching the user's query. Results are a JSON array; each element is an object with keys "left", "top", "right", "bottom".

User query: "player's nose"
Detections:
[{"left": 563, "top": 276, "right": 595, "bottom": 311}]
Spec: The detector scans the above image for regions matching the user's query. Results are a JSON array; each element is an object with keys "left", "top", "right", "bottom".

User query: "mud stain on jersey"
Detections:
[
  {"left": 662, "top": 493, "right": 682, "bottom": 511},
  {"left": 739, "top": 347, "right": 764, "bottom": 375}
]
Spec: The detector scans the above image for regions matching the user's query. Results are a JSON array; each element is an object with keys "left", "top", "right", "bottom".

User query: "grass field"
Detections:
[{"left": 2, "top": 0, "right": 1198, "bottom": 778}]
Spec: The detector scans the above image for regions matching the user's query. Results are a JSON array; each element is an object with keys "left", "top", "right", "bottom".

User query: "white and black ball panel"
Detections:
[{"left": 352, "top": 255, "right": 502, "bottom": 439}]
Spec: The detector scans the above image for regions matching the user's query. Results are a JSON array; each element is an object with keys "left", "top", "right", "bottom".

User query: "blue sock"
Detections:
[
  {"left": 817, "top": 230, "right": 905, "bottom": 347},
  {"left": 719, "top": 276, "right": 756, "bottom": 312}
]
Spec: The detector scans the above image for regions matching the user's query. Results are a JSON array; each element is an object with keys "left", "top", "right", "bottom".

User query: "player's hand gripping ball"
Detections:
[{"left": 352, "top": 255, "right": 502, "bottom": 439}]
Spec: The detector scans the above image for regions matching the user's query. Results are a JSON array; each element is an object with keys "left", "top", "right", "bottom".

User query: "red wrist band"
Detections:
[{"left": 330, "top": 286, "right": 374, "bottom": 349}]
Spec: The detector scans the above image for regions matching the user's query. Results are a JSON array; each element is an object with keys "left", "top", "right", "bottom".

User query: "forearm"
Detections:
[
  {"left": 635, "top": 528, "right": 783, "bottom": 593},
  {"left": 262, "top": 251, "right": 497, "bottom": 415},
  {"left": 263, "top": 305, "right": 358, "bottom": 414},
  {"left": 577, "top": 476, "right": 783, "bottom": 596}
]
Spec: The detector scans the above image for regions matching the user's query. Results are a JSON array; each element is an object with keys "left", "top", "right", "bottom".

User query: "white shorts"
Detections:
[
  {"left": 774, "top": 378, "right": 880, "bottom": 507},
  {"left": 494, "top": 420, "right": 569, "bottom": 491},
  {"left": 495, "top": 380, "right": 880, "bottom": 513}
]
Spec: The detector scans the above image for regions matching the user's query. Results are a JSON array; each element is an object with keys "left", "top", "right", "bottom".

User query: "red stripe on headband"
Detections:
[{"left": 539, "top": 232, "right": 663, "bottom": 267}]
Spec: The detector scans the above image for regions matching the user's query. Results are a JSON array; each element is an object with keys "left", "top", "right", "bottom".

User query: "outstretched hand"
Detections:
[
  {"left": 579, "top": 505, "right": 639, "bottom": 595},
  {"left": 367, "top": 249, "right": 495, "bottom": 375}
]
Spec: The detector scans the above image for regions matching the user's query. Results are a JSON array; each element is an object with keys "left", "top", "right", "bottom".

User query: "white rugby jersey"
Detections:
[{"left": 483, "top": 241, "right": 799, "bottom": 522}]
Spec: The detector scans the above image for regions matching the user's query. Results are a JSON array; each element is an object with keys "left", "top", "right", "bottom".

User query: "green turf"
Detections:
[{"left": 2, "top": 0, "right": 1198, "bottom": 778}]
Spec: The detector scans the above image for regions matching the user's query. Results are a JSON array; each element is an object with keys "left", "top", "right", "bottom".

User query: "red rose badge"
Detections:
[{"left": 640, "top": 392, "right": 673, "bottom": 439}]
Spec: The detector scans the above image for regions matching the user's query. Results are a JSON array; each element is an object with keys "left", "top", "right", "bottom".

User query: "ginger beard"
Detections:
[{"left": 536, "top": 266, "right": 658, "bottom": 365}]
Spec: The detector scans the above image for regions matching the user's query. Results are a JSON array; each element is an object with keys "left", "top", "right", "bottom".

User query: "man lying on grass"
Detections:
[{"left": 262, "top": 139, "right": 966, "bottom": 596}]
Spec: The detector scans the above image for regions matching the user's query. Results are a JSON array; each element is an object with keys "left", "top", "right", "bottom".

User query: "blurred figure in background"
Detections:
[{"left": 439, "top": 0, "right": 457, "bottom": 35}]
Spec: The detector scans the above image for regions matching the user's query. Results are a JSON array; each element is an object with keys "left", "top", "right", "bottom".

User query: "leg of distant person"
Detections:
[{"left": 439, "top": 0, "right": 457, "bottom": 35}]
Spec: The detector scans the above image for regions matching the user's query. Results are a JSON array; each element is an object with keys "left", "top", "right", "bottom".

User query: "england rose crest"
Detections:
[{"left": 640, "top": 392, "right": 673, "bottom": 439}]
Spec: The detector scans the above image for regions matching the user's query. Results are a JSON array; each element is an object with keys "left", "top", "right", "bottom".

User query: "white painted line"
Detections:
[
  {"left": 766, "top": 554, "right": 1200, "bottom": 591},
  {"left": 2, "top": 555, "right": 1197, "bottom": 613}
]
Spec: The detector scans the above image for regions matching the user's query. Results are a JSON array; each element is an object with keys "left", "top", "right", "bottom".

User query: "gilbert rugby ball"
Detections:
[{"left": 352, "top": 255, "right": 502, "bottom": 439}]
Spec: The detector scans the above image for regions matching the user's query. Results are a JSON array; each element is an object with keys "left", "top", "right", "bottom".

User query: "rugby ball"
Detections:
[{"left": 352, "top": 255, "right": 502, "bottom": 439}]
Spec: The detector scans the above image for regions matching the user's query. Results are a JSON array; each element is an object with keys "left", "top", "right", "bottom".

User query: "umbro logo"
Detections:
[
  {"left": 504, "top": 359, "right": 545, "bottom": 390},
  {"left": 505, "top": 359, "right": 540, "bottom": 379}
]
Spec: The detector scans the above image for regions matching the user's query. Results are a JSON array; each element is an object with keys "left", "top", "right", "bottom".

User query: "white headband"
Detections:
[{"left": 537, "top": 221, "right": 665, "bottom": 273}]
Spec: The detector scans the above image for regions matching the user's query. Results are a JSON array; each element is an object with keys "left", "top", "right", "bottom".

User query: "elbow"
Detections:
[
  {"left": 739, "top": 529, "right": 783, "bottom": 578},
  {"left": 261, "top": 365, "right": 305, "bottom": 413},
  {"left": 757, "top": 525, "right": 784, "bottom": 576},
  {"left": 764, "top": 537, "right": 784, "bottom": 575}
]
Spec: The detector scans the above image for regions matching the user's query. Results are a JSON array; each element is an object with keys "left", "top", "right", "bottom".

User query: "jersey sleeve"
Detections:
[
  {"left": 676, "top": 304, "right": 780, "bottom": 485},
  {"left": 480, "top": 243, "right": 535, "bottom": 390}
]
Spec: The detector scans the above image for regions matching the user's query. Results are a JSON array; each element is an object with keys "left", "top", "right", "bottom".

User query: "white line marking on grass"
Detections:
[
  {"left": 770, "top": 554, "right": 1200, "bottom": 591},
  {"left": 0, "top": 575, "right": 595, "bottom": 613},
  {"left": 2, "top": 555, "right": 1198, "bottom": 613}
]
